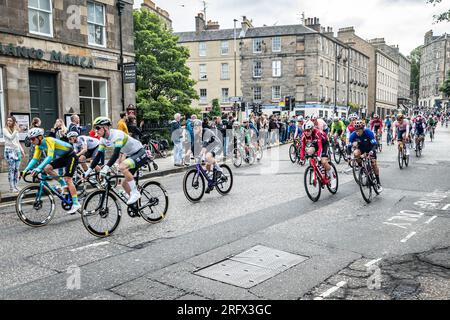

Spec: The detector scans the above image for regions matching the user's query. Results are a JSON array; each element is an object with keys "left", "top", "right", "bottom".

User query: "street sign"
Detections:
[
  {"left": 229, "top": 96, "right": 243, "bottom": 103},
  {"left": 123, "top": 63, "right": 136, "bottom": 83}
]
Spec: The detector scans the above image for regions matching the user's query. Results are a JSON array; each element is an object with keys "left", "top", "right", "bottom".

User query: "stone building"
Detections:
[
  {"left": 419, "top": 31, "right": 450, "bottom": 111},
  {"left": 141, "top": 0, "right": 171, "bottom": 30},
  {"left": 369, "top": 38, "right": 411, "bottom": 114},
  {"left": 0, "top": 0, "right": 135, "bottom": 171},
  {"left": 175, "top": 13, "right": 242, "bottom": 114}
]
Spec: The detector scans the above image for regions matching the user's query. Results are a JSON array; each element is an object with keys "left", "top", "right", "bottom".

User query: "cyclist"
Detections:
[
  {"left": 293, "top": 116, "right": 304, "bottom": 140},
  {"left": 67, "top": 132, "right": 100, "bottom": 172},
  {"left": 384, "top": 115, "right": 393, "bottom": 145},
  {"left": 413, "top": 114, "right": 426, "bottom": 151},
  {"left": 349, "top": 120, "right": 382, "bottom": 192},
  {"left": 311, "top": 114, "right": 329, "bottom": 135},
  {"left": 370, "top": 114, "right": 383, "bottom": 142},
  {"left": 21, "top": 128, "right": 80, "bottom": 214},
  {"left": 427, "top": 115, "right": 437, "bottom": 138},
  {"left": 84, "top": 117, "right": 148, "bottom": 205},
  {"left": 330, "top": 116, "right": 346, "bottom": 150},
  {"left": 393, "top": 113, "right": 410, "bottom": 156},
  {"left": 345, "top": 113, "right": 358, "bottom": 158},
  {"left": 299, "top": 121, "right": 335, "bottom": 184}
]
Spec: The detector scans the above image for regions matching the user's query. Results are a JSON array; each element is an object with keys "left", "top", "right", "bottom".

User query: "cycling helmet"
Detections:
[
  {"left": 297, "top": 116, "right": 304, "bottom": 121},
  {"left": 93, "top": 116, "right": 112, "bottom": 126},
  {"left": 373, "top": 114, "right": 379, "bottom": 119},
  {"left": 349, "top": 113, "right": 358, "bottom": 120},
  {"left": 232, "top": 121, "right": 240, "bottom": 128},
  {"left": 397, "top": 113, "right": 404, "bottom": 120},
  {"left": 67, "top": 131, "right": 79, "bottom": 138},
  {"left": 304, "top": 121, "right": 314, "bottom": 131},
  {"left": 310, "top": 114, "right": 318, "bottom": 121},
  {"left": 333, "top": 116, "right": 339, "bottom": 122},
  {"left": 354, "top": 120, "right": 365, "bottom": 130},
  {"left": 28, "top": 128, "right": 45, "bottom": 138}
]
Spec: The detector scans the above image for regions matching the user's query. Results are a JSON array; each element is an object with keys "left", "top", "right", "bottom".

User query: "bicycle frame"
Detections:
[
  {"left": 193, "top": 162, "right": 215, "bottom": 187},
  {"left": 29, "top": 174, "right": 73, "bottom": 206},
  {"left": 307, "top": 156, "right": 327, "bottom": 185}
]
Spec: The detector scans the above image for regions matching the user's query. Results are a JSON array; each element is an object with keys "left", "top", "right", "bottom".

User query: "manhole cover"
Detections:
[{"left": 194, "top": 246, "right": 308, "bottom": 288}]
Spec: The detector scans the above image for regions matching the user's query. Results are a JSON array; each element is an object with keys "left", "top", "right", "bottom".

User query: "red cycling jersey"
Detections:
[
  {"left": 300, "top": 128, "right": 326, "bottom": 159},
  {"left": 370, "top": 119, "right": 383, "bottom": 131}
]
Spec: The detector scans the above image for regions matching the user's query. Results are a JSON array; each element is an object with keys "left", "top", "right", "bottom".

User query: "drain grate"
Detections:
[{"left": 194, "top": 246, "right": 308, "bottom": 288}]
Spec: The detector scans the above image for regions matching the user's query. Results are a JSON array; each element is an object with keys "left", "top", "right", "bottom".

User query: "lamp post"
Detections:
[
  {"left": 234, "top": 19, "right": 238, "bottom": 120},
  {"left": 334, "top": 44, "right": 345, "bottom": 116},
  {"left": 116, "top": 0, "right": 126, "bottom": 112}
]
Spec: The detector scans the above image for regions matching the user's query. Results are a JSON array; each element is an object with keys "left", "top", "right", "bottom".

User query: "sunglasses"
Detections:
[
  {"left": 304, "top": 129, "right": 312, "bottom": 133},
  {"left": 95, "top": 126, "right": 104, "bottom": 130}
]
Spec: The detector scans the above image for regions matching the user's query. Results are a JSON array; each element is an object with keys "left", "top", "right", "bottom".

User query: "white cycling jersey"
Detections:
[
  {"left": 98, "top": 129, "right": 143, "bottom": 156},
  {"left": 74, "top": 136, "right": 100, "bottom": 153}
]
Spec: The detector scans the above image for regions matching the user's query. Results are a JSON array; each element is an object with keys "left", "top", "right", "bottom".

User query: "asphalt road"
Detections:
[{"left": 0, "top": 126, "right": 449, "bottom": 300}]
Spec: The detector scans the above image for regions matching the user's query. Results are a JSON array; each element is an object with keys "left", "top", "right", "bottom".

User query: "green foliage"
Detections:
[
  {"left": 208, "top": 98, "right": 222, "bottom": 118},
  {"left": 348, "top": 102, "right": 360, "bottom": 113},
  {"left": 427, "top": 0, "right": 450, "bottom": 22},
  {"left": 409, "top": 46, "right": 422, "bottom": 102},
  {"left": 134, "top": 9, "right": 198, "bottom": 122},
  {"left": 440, "top": 70, "right": 450, "bottom": 97}
]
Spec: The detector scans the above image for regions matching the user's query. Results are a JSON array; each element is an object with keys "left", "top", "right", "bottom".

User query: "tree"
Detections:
[
  {"left": 440, "top": 70, "right": 450, "bottom": 97},
  {"left": 427, "top": 0, "right": 450, "bottom": 23},
  {"left": 134, "top": 9, "right": 199, "bottom": 123},
  {"left": 208, "top": 99, "right": 222, "bottom": 118},
  {"left": 409, "top": 46, "right": 422, "bottom": 103}
]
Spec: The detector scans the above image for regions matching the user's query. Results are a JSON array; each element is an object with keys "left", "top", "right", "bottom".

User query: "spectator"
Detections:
[
  {"left": 68, "top": 114, "right": 82, "bottom": 135},
  {"left": 171, "top": 113, "right": 183, "bottom": 166},
  {"left": 117, "top": 112, "right": 129, "bottom": 134},
  {"left": 225, "top": 115, "right": 234, "bottom": 156},
  {"left": 126, "top": 115, "right": 142, "bottom": 140},
  {"left": 3, "top": 116, "right": 25, "bottom": 193},
  {"left": 50, "top": 118, "right": 68, "bottom": 141}
]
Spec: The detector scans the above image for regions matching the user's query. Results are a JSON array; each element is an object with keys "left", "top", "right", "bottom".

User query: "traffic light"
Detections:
[
  {"left": 290, "top": 97, "right": 296, "bottom": 111},
  {"left": 240, "top": 102, "right": 246, "bottom": 112}
]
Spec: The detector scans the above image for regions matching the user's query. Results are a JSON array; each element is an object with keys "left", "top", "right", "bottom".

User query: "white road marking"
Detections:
[
  {"left": 313, "top": 281, "right": 347, "bottom": 300},
  {"left": 70, "top": 241, "right": 110, "bottom": 252},
  {"left": 400, "top": 232, "right": 417, "bottom": 243},
  {"left": 441, "top": 204, "right": 450, "bottom": 211},
  {"left": 425, "top": 216, "right": 437, "bottom": 224},
  {"left": 365, "top": 258, "right": 382, "bottom": 268}
]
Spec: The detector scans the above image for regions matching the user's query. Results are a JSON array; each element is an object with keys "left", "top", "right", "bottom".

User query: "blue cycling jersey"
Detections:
[{"left": 349, "top": 129, "right": 377, "bottom": 153}]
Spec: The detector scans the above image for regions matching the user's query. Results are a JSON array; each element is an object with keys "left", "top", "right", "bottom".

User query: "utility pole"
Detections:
[
  {"left": 202, "top": 1, "right": 207, "bottom": 23},
  {"left": 234, "top": 18, "right": 238, "bottom": 121},
  {"left": 117, "top": 0, "right": 125, "bottom": 112}
]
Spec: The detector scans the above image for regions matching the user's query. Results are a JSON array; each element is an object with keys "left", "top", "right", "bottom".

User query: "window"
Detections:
[
  {"left": 221, "top": 41, "right": 229, "bottom": 55},
  {"left": 221, "top": 63, "right": 229, "bottom": 80},
  {"left": 199, "top": 42, "right": 206, "bottom": 56},
  {"left": 272, "top": 60, "right": 281, "bottom": 77},
  {"left": 325, "top": 61, "right": 329, "bottom": 78},
  {"left": 296, "top": 59, "right": 305, "bottom": 76},
  {"left": 253, "top": 87, "right": 262, "bottom": 101},
  {"left": 28, "top": 0, "right": 53, "bottom": 37},
  {"left": 320, "top": 85, "right": 324, "bottom": 99},
  {"left": 87, "top": 2, "right": 106, "bottom": 47},
  {"left": 331, "top": 64, "right": 334, "bottom": 80},
  {"left": 221, "top": 88, "right": 229, "bottom": 103},
  {"left": 320, "top": 60, "right": 324, "bottom": 77},
  {"left": 253, "top": 38, "right": 263, "bottom": 53},
  {"left": 199, "top": 64, "right": 207, "bottom": 80},
  {"left": 79, "top": 78, "right": 108, "bottom": 127},
  {"left": 272, "top": 86, "right": 281, "bottom": 100},
  {"left": 337, "top": 65, "right": 340, "bottom": 82},
  {"left": 0, "top": 68, "right": 4, "bottom": 140},
  {"left": 199, "top": 89, "right": 208, "bottom": 104},
  {"left": 272, "top": 37, "right": 281, "bottom": 52},
  {"left": 253, "top": 61, "right": 262, "bottom": 78},
  {"left": 325, "top": 87, "right": 328, "bottom": 100}
]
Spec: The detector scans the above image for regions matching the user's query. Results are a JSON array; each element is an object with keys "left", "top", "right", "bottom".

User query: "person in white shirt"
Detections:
[{"left": 3, "top": 116, "right": 25, "bottom": 192}]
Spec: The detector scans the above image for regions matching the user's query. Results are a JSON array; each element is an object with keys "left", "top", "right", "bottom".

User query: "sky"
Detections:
[{"left": 134, "top": 0, "right": 449, "bottom": 55}]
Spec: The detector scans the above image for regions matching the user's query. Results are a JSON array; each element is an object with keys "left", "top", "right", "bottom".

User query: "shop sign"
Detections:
[{"left": 0, "top": 43, "right": 95, "bottom": 69}]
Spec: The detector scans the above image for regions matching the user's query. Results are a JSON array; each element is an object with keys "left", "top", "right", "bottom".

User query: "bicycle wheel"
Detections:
[
  {"left": 398, "top": 146, "right": 404, "bottom": 170},
  {"left": 232, "top": 148, "right": 242, "bottom": 168},
  {"left": 247, "top": 148, "right": 256, "bottom": 165},
  {"left": 256, "top": 146, "right": 263, "bottom": 161},
  {"left": 160, "top": 149, "right": 168, "bottom": 158},
  {"left": 183, "top": 169, "right": 205, "bottom": 203},
  {"left": 359, "top": 167, "right": 373, "bottom": 204},
  {"left": 139, "top": 181, "right": 169, "bottom": 223},
  {"left": 326, "top": 162, "right": 339, "bottom": 194},
  {"left": 404, "top": 148, "right": 409, "bottom": 167},
  {"left": 216, "top": 164, "right": 233, "bottom": 195},
  {"left": 16, "top": 185, "right": 55, "bottom": 227},
  {"left": 75, "top": 178, "right": 87, "bottom": 200},
  {"left": 81, "top": 190, "right": 121, "bottom": 238},
  {"left": 378, "top": 142, "right": 383, "bottom": 153},
  {"left": 351, "top": 159, "right": 360, "bottom": 185},
  {"left": 289, "top": 145, "right": 297, "bottom": 163},
  {"left": 304, "top": 165, "right": 321, "bottom": 202},
  {"left": 333, "top": 145, "right": 342, "bottom": 164}
]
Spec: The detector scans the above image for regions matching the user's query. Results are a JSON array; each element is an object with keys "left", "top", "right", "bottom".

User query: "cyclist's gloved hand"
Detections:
[
  {"left": 369, "top": 151, "right": 375, "bottom": 158},
  {"left": 83, "top": 168, "right": 93, "bottom": 178},
  {"left": 99, "top": 165, "right": 110, "bottom": 177},
  {"left": 31, "top": 168, "right": 41, "bottom": 177}
]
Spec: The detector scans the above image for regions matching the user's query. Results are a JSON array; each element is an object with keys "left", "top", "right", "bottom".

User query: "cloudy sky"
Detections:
[{"left": 134, "top": 0, "right": 449, "bottom": 55}]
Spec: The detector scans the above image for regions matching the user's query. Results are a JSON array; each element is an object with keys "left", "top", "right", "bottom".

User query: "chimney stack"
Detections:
[
  {"left": 424, "top": 30, "right": 433, "bottom": 45},
  {"left": 195, "top": 13, "right": 206, "bottom": 33},
  {"left": 206, "top": 20, "right": 220, "bottom": 30},
  {"left": 305, "top": 17, "right": 321, "bottom": 32}
]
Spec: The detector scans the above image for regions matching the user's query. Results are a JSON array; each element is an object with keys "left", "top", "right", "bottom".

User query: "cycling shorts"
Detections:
[
  {"left": 123, "top": 149, "right": 149, "bottom": 175},
  {"left": 49, "top": 151, "right": 78, "bottom": 178}
]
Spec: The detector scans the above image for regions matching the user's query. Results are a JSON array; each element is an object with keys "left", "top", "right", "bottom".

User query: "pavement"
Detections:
[{"left": 0, "top": 127, "right": 449, "bottom": 301}]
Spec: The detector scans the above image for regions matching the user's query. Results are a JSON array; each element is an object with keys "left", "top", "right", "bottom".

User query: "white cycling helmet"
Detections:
[
  {"left": 28, "top": 128, "right": 44, "bottom": 138},
  {"left": 304, "top": 121, "right": 314, "bottom": 130},
  {"left": 233, "top": 121, "right": 240, "bottom": 127},
  {"left": 310, "top": 114, "right": 318, "bottom": 121},
  {"left": 67, "top": 131, "right": 79, "bottom": 138},
  {"left": 297, "top": 116, "right": 304, "bottom": 121}
]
